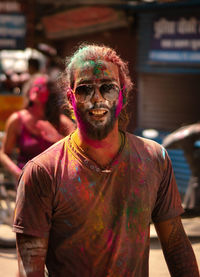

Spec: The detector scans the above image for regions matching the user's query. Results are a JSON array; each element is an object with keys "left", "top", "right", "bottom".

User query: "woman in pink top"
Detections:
[{"left": 0, "top": 75, "right": 76, "bottom": 182}]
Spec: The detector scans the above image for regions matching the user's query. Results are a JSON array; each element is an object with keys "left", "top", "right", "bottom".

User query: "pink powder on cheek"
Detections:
[
  {"left": 71, "top": 93, "right": 88, "bottom": 134},
  {"left": 71, "top": 94, "right": 80, "bottom": 123},
  {"left": 115, "top": 90, "right": 123, "bottom": 118}
]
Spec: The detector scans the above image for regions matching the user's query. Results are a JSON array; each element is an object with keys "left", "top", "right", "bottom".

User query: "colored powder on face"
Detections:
[
  {"left": 93, "top": 62, "right": 108, "bottom": 78},
  {"left": 80, "top": 60, "right": 108, "bottom": 79},
  {"left": 71, "top": 92, "right": 114, "bottom": 148},
  {"left": 71, "top": 93, "right": 86, "bottom": 133},
  {"left": 93, "top": 62, "right": 102, "bottom": 77}
]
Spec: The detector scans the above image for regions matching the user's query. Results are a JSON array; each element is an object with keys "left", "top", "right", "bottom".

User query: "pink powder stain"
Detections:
[
  {"left": 106, "top": 229, "right": 113, "bottom": 250},
  {"left": 71, "top": 93, "right": 83, "bottom": 129},
  {"left": 133, "top": 186, "right": 140, "bottom": 196},
  {"left": 115, "top": 90, "right": 123, "bottom": 118},
  {"left": 81, "top": 187, "right": 91, "bottom": 201},
  {"left": 80, "top": 246, "right": 85, "bottom": 254}
]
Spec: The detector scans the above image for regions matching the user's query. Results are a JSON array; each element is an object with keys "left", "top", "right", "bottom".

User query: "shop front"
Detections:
[
  {"left": 137, "top": 3, "right": 200, "bottom": 131},
  {"left": 135, "top": 1, "right": 200, "bottom": 194}
]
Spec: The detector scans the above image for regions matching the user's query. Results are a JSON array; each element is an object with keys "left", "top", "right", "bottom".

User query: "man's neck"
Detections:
[{"left": 72, "top": 124, "right": 123, "bottom": 168}]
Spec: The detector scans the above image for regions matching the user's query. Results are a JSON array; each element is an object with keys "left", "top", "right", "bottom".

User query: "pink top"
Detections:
[{"left": 17, "top": 115, "right": 53, "bottom": 169}]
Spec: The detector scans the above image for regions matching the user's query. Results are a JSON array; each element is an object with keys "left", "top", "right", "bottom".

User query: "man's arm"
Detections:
[
  {"left": 154, "top": 216, "right": 199, "bottom": 277},
  {"left": 16, "top": 233, "right": 48, "bottom": 277}
]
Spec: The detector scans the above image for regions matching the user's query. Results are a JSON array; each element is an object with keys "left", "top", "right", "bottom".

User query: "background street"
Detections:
[{"left": 0, "top": 217, "right": 199, "bottom": 276}]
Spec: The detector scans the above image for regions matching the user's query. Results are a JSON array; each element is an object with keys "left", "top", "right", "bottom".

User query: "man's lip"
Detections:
[{"left": 88, "top": 109, "right": 108, "bottom": 116}]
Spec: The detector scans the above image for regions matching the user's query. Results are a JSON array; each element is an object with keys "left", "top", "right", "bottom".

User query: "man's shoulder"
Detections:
[
  {"left": 125, "top": 132, "right": 166, "bottom": 161},
  {"left": 126, "top": 132, "right": 162, "bottom": 149}
]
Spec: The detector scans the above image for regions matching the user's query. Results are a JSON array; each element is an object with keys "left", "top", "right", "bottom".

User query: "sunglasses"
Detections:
[{"left": 74, "top": 83, "right": 120, "bottom": 103}]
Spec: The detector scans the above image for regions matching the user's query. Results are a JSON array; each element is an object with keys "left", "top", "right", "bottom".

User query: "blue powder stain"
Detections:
[
  {"left": 78, "top": 177, "right": 81, "bottom": 183},
  {"left": 60, "top": 187, "right": 67, "bottom": 193},
  {"left": 64, "top": 219, "right": 72, "bottom": 227},
  {"left": 162, "top": 147, "right": 166, "bottom": 159},
  {"left": 89, "top": 182, "right": 95, "bottom": 187}
]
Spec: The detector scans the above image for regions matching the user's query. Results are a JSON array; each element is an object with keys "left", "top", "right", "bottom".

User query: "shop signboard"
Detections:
[
  {"left": 149, "top": 14, "right": 200, "bottom": 64},
  {"left": 42, "top": 6, "right": 128, "bottom": 39},
  {"left": 0, "top": 13, "right": 26, "bottom": 50}
]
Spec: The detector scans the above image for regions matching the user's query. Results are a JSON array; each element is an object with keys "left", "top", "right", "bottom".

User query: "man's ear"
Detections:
[
  {"left": 121, "top": 85, "right": 127, "bottom": 107},
  {"left": 67, "top": 89, "right": 73, "bottom": 108}
]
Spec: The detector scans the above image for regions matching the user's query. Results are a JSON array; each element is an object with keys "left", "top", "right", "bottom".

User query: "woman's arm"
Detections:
[
  {"left": 59, "top": 113, "right": 76, "bottom": 136},
  {"left": 154, "top": 216, "right": 199, "bottom": 276},
  {"left": 0, "top": 112, "right": 22, "bottom": 180}
]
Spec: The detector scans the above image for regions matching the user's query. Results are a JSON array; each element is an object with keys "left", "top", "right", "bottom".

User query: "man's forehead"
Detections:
[{"left": 73, "top": 59, "right": 119, "bottom": 82}]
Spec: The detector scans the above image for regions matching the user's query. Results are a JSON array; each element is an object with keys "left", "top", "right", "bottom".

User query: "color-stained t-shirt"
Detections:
[{"left": 13, "top": 132, "right": 184, "bottom": 277}]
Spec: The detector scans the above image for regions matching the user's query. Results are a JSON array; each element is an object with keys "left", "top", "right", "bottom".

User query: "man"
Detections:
[{"left": 13, "top": 44, "right": 199, "bottom": 276}]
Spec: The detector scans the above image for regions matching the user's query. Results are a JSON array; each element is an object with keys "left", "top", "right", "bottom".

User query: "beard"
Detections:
[{"left": 75, "top": 103, "right": 117, "bottom": 140}]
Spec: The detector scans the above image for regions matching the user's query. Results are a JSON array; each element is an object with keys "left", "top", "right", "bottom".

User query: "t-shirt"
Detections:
[{"left": 13, "top": 132, "right": 184, "bottom": 277}]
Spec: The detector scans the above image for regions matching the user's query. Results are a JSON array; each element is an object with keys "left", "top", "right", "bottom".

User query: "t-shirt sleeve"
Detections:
[
  {"left": 151, "top": 147, "right": 184, "bottom": 223},
  {"left": 13, "top": 161, "right": 54, "bottom": 238}
]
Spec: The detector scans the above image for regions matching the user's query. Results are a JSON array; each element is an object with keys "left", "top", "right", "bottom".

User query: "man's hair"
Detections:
[{"left": 60, "top": 43, "right": 134, "bottom": 130}]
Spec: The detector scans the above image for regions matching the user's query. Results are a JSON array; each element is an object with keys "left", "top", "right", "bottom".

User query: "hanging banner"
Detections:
[
  {"left": 0, "top": 13, "right": 26, "bottom": 50},
  {"left": 42, "top": 6, "right": 128, "bottom": 39},
  {"left": 149, "top": 14, "right": 200, "bottom": 64}
]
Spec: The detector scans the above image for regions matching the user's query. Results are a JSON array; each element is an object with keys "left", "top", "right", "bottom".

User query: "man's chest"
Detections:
[{"left": 52, "top": 161, "right": 159, "bottom": 237}]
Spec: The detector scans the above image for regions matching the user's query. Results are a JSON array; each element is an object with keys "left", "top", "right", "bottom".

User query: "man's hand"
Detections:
[
  {"left": 16, "top": 233, "right": 48, "bottom": 277},
  {"left": 155, "top": 216, "right": 199, "bottom": 276}
]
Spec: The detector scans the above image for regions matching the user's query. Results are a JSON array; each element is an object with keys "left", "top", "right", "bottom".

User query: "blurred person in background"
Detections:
[
  {"left": 27, "top": 58, "right": 40, "bottom": 76},
  {"left": 0, "top": 75, "right": 76, "bottom": 183},
  {"left": 22, "top": 58, "right": 41, "bottom": 97}
]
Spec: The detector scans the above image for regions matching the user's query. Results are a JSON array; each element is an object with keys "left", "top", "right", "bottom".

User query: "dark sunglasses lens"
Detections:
[
  {"left": 100, "top": 84, "right": 119, "bottom": 101},
  {"left": 75, "top": 85, "right": 93, "bottom": 102}
]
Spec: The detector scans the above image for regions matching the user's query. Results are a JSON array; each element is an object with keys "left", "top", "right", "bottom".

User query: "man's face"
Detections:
[{"left": 71, "top": 60, "right": 122, "bottom": 140}]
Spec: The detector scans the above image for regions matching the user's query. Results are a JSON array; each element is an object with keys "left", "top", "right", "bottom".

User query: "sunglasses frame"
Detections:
[{"left": 73, "top": 83, "right": 121, "bottom": 103}]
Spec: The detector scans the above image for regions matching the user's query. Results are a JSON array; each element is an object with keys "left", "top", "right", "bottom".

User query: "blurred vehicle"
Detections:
[
  {"left": 163, "top": 123, "right": 200, "bottom": 217},
  {"left": 135, "top": 128, "right": 191, "bottom": 198}
]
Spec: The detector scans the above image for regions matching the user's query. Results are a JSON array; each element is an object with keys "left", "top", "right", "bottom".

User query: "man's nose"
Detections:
[{"left": 91, "top": 86, "right": 104, "bottom": 102}]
